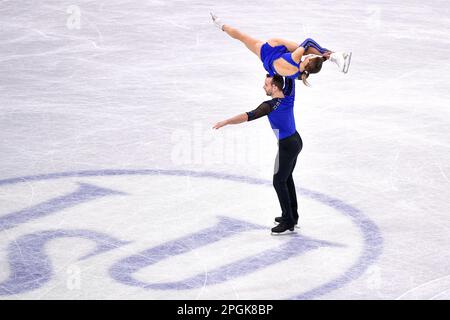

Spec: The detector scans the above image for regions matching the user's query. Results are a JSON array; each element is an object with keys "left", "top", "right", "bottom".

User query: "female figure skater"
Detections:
[{"left": 211, "top": 13, "right": 351, "bottom": 85}]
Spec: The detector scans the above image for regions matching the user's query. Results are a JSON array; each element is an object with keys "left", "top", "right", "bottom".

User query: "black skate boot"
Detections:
[
  {"left": 274, "top": 216, "right": 298, "bottom": 227},
  {"left": 271, "top": 222, "right": 295, "bottom": 234}
]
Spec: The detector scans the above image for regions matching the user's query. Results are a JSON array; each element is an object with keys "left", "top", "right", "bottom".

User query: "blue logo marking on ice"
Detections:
[
  {"left": 0, "top": 169, "right": 383, "bottom": 299},
  {"left": 109, "top": 216, "right": 342, "bottom": 290},
  {"left": 0, "top": 229, "right": 130, "bottom": 295},
  {"left": 0, "top": 183, "right": 126, "bottom": 231}
]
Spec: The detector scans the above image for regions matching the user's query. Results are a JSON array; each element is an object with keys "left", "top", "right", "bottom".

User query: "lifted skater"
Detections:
[
  {"left": 211, "top": 12, "right": 352, "bottom": 85},
  {"left": 213, "top": 74, "right": 301, "bottom": 234}
]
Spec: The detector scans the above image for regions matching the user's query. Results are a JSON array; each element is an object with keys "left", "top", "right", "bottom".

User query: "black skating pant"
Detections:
[{"left": 273, "top": 131, "right": 303, "bottom": 225}]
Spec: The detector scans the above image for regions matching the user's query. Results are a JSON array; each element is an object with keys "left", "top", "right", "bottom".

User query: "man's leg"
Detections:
[
  {"left": 287, "top": 158, "right": 299, "bottom": 224},
  {"left": 273, "top": 147, "right": 297, "bottom": 225},
  {"left": 274, "top": 133, "right": 302, "bottom": 226},
  {"left": 288, "top": 134, "right": 302, "bottom": 222}
]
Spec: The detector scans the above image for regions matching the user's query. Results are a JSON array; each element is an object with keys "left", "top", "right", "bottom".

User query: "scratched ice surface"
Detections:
[{"left": 0, "top": 0, "right": 449, "bottom": 299}]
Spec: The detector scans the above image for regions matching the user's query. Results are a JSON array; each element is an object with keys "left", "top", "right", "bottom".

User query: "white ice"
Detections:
[{"left": 0, "top": 0, "right": 449, "bottom": 299}]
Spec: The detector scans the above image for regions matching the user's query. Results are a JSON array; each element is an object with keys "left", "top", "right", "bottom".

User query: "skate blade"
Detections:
[
  {"left": 270, "top": 229, "right": 296, "bottom": 236},
  {"left": 343, "top": 52, "right": 352, "bottom": 74}
]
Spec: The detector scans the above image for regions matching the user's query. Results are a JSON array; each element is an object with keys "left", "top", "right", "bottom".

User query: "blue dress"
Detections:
[
  {"left": 259, "top": 38, "right": 328, "bottom": 80},
  {"left": 260, "top": 42, "right": 301, "bottom": 80}
]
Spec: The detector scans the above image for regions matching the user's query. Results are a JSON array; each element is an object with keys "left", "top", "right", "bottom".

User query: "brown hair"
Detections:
[
  {"left": 300, "top": 56, "right": 325, "bottom": 86},
  {"left": 266, "top": 74, "right": 284, "bottom": 91}
]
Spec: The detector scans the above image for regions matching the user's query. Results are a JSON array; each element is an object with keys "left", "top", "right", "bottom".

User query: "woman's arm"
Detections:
[
  {"left": 300, "top": 38, "right": 331, "bottom": 55},
  {"left": 292, "top": 38, "right": 332, "bottom": 62},
  {"left": 268, "top": 38, "right": 331, "bottom": 56},
  {"left": 212, "top": 113, "right": 248, "bottom": 130}
]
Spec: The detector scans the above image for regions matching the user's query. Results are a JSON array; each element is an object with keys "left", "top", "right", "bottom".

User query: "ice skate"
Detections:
[
  {"left": 330, "top": 52, "right": 345, "bottom": 72},
  {"left": 274, "top": 216, "right": 299, "bottom": 228},
  {"left": 343, "top": 52, "right": 352, "bottom": 73},
  {"left": 271, "top": 222, "right": 296, "bottom": 235},
  {"left": 330, "top": 51, "right": 351, "bottom": 73},
  {"left": 210, "top": 12, "right": 224, "bottom": 31}
]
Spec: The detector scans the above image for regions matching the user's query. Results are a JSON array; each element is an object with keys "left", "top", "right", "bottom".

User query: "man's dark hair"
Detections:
[{"left": 266, "top": 74, "right": 284, "bottom": 91}]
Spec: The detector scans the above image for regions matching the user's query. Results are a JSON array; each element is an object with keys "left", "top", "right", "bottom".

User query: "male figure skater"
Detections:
[{"left": 213, "top": 74, "right": 302, "bottom": 234}]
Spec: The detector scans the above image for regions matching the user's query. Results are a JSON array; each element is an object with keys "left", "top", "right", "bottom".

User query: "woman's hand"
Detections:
[
  {"left": 212, "top": 120, "right": 228, "bottom": 130},
  {"left": 322, "top": 51, "right": 332, "bottom": 60}
]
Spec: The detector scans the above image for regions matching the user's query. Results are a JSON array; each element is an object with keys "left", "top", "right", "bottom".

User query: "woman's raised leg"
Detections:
[{"left": 222, "top": 25, "right": 264, "bottom": 59}]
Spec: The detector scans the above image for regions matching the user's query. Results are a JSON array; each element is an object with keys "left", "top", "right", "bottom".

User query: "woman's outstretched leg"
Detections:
[
  {"left": 223, "top": 25, "right": 264, "bottom": 58},
  {"left": 211, "top": 13, "right": 263, "bottom": 59}
]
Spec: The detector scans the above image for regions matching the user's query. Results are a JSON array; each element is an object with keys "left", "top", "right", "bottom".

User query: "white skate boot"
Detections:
[
  {"left": 330, "top": 51, "right": 352, "bottom": 73},
  {"left": 210, "top": 12, "right": 225, "bottom": 31}
]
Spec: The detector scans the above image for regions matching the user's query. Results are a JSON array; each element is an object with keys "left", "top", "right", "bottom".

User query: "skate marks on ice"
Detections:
[
  {"left": 0, "top": 169, "right": 382, "bottom": 299},
  {"left": 110, "top": 216, "right": 341, "bottom": 290},
  {"left": 396, "top": 275, "right": 450, "bottom": 300},
  {"left": 0, "top": 229, "right": 130, "bottom": 296}
]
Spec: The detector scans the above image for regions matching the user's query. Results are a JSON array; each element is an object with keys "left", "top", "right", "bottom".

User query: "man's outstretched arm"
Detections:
[
  {"left": 212, "top": 102, "right": 272, "bottom": 130},
  {"left": 212, "top": 113, "right": 248, "bottom": 130}
]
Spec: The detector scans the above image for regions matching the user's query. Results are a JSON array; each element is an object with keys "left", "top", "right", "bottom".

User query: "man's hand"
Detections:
[
  {"left": 212, "top": 120, "right": 228, "bottom": 130},
  {"left": 213, "top": 113, "right": 248, "bottom": 130}
]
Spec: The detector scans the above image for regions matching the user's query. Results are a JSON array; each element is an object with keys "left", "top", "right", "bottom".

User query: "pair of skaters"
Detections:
[{"left": 211, "top": 13, "right": 351, "bottom": 233}]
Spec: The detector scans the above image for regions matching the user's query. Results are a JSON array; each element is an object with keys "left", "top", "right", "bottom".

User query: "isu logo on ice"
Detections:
[{"left": 0, "top": 169, "right": 382, "bottom": 299}]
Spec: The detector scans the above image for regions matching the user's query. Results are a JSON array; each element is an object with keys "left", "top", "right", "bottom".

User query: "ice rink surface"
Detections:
[{"left": 0, "top": 0, "right": 449, "bottom": 299}]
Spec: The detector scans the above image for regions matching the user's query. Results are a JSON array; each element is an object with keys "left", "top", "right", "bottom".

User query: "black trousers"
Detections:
[{"left": 273, "top": 131, "right": 303, "bottom": 225}]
